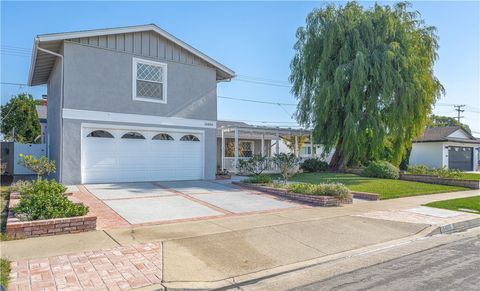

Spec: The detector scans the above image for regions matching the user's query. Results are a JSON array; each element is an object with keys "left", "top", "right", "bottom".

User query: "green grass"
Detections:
[
  {"left": 0, "top": 258, "right": 10, "bottom": 289},
  {"left": 284, "top": 172, "right": 468, "bottom": 200},
  {"left": 425, "top": 196, "right": 480, "bottom": 214},
  {"left": 0, "top": 185, "right": 10, "bottom": 241},
  {"left": 456, "top": 173, "right": 480, "bottom": 181}
]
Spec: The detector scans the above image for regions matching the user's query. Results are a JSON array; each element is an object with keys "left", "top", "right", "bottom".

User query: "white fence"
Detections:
[{"left": 13, "top": 143, "right": 47, "bottom": 175}]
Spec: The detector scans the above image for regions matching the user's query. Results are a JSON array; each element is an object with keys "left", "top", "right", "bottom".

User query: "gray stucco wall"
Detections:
[
  {"left": 51, "top": 40, "right": 220, "bottom": 184},
  {"left": 63, "top": 42, "right": 217, "bottom": 120},
  {"left": 47, "top": 55, "right": 63, "bottom": 181}
]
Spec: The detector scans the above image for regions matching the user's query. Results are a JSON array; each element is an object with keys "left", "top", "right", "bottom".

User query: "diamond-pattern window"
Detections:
[
  {"left": 137, "top": 63, "right": 162, "bottom": 82},
  {"left": 136, "top": 80, "right": 163, "bottom": 99},
  {"left": 133, "top": 58, "right": 167, "bottom": 102}
]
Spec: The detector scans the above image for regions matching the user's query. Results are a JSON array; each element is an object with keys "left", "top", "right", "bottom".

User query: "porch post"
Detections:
[
  {"left": 294, "top": 135, "right": 299, "bottom": 158},
  {"left": 221, "top": 127, "right": 225, "bottom": 171},
  {"left": 310, "top": 132, "right": 313, "bottom": 157},
  {"left": 261, "top": 134, "right": 265, "bottom": 157},
  {"left": 234, "top": 127, "right": 239, "bottom": 174}
]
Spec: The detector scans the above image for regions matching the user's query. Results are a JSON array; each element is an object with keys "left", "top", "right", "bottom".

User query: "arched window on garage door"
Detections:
[
  {"left": 152, "top": 133, "right": 174, "bottom": 140},
  {"left": 180, "top": 134, "right": 200, "bottom": 141},
  {"left": 87, "top": 130, "right": 114, "bottom": 138},
  {"left": 121, "top": 132, "right": 146, "bottom": 139}
]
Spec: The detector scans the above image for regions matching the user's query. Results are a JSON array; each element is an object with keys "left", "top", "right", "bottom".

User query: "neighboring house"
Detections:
[
  {"left": 409, "top": 126, "right": 480, "bottom": 171},
  {"left": 28, "top": 24, "right": 235, "bottom": 184},
  {"left": 216, "top": 120, "right": 316, "bottom": 173},
  {"left": 35, "top": 104, "right": 47, "bottom": 144}
]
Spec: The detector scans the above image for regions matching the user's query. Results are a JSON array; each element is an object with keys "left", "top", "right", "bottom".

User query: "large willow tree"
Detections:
[{"left": 290, "top": 2, "right": 444, "bottom": 169}]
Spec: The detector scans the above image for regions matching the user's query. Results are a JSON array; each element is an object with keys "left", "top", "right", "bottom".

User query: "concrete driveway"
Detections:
[{"left": 84, "top": 181, "right": 298, "bottom": 225}]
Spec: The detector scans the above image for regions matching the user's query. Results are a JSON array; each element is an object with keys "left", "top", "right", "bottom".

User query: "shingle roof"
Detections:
[{"left": 414, "top": 126, "right": 479, "bottom": 144}]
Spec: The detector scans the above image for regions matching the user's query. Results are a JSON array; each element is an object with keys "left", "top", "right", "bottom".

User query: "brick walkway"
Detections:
[
  {"left": 8, "top": 243, "right": 162, "bottom": 291},
  {"left": 72, "top": 186, "right": 130, "bottom": 230}
]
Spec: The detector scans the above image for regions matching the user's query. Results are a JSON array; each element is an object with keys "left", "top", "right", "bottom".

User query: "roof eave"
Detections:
[{"left": 27, "top": 38, "right": 39, "bottom": 86}]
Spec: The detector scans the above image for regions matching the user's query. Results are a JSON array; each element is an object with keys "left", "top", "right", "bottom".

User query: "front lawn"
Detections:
[
  {"left": 456, "top": 173, "right": 480, "bottom": 181},
  {"left": 425, "top": 196, "right": 480, "bottom": 214},
  {"left": 285, "top": 172, "right": 467, "bottom": 199},
  {"left": 0, "top": 258, "right": 10, "bottom": 288}
]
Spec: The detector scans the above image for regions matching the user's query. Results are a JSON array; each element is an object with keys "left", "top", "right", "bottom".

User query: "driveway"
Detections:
[{"left": 83, "top": 181, "right": 298, "bottom": 225}]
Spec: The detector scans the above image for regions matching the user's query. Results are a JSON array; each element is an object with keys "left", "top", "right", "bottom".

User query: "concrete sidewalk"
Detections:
[{"left": 2, "top": 189, "right": 479, "bottom": 290}]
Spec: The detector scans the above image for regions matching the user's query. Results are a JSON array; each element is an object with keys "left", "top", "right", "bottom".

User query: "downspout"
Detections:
[{"left": 37, "top": 45, "right": 64, "bottom": 183}]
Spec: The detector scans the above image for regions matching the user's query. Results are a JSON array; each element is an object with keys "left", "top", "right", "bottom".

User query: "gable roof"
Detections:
[
  {"left": 28, "top": 24, "right": 235, "bottom": 86},
  {"left": 414, "top": 126, "right": 479, "bottom": 144}
]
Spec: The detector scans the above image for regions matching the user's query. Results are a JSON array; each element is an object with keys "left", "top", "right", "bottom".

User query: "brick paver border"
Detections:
[{"left": 8, "top": 242, "right": 163, "bottom": 291}]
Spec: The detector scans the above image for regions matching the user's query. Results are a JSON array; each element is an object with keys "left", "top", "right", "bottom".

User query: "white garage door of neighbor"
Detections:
[{"left": 81, "top": 126, "right": 204, "bottom": 183}]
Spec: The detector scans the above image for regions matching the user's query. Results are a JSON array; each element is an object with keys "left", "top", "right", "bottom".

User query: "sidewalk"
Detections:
[{"left": 2, "top": 189, "right": 479, "bottom": 290}]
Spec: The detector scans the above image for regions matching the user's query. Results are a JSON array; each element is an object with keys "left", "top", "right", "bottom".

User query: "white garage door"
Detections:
[{"left": 81, "top": 126, "right": 204, "bottom": 183}]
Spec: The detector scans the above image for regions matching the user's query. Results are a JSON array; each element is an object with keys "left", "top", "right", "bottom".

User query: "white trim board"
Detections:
[{"left": 63, "top": 109, "right": 216, "bottom": 129}]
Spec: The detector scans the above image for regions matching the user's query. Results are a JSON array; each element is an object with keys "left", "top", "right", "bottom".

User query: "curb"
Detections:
[
  {"left": 160, "top": 218, "right": 480, "bottom": 291},
  {"left": 427, "top": 217, "right": 480, "bottom": 236}
]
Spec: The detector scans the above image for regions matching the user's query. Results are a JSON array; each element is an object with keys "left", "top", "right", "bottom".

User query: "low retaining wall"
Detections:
[
  {"left": 351, "top": 191, "right": 379, "bottom": 200},
  {"left": 399, "top": 174, "right": 480, "bottom": 189},
  {"left": 6, "top": 197, "right": 96, "bottom": 239},
  {"left": 233, "top": 182, "right": 352, "bottom": 206}
]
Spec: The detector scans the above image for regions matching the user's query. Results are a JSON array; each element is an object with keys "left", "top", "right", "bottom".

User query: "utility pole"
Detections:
[{"left": 454, "top": 105, "right": 465, "bottom": 122}]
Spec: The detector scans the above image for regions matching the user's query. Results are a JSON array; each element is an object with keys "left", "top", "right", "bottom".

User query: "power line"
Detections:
[{"left": 218, "top": 95, "right": 296, "bottom": 106}]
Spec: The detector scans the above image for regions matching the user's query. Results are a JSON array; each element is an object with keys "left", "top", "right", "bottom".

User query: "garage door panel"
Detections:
[{"left": 82, "top": 127, "right": 204, "bottom": 183}]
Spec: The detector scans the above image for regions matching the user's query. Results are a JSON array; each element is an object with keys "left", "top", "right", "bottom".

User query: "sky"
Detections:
[{"left": 1, "top": 1, "right": 479, "bottom": 135}]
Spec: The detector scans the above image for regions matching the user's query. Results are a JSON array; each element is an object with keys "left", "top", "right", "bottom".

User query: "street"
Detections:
[{"left": 292, "top": 236, "right": 480, "bottom": 291}]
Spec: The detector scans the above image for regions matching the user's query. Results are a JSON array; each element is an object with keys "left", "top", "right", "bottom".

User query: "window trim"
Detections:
[{"left": 132, "top": 57, "right": 167, "bottom": 104}]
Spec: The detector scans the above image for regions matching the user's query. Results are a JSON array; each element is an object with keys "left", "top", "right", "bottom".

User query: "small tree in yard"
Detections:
[
  {"left": 237, "top": 155, "right": 270, "bottom": 175},
  {"left": 274, "top": 153, "right": 299, "bottom": 184},
  {"left": 18, "top": 154, "right": 56, "bottom": 179}
]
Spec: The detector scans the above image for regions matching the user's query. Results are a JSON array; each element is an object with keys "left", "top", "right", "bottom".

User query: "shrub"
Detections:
[
  {"left": 407, "top": 165, "right": 462, "bottom": 179},
  {"left": 288, "top": 183, "right": 351, "bottom": 199},
  {"left": 430, "top": 167, "right": 462, "bottom": 179},
  {"left": 9, "top": 180, "right": 33, "bottom": 193},
  {"left": 237, "top": 155, "right": 270, "bottom": 175},
  {"left": 13, "top": 179, "right": 88, "bottom": 221},
  {"left": 273, "top": 153, "right": 299, "bottom": 184},
  {"left": 362, "top": 161, "right": 399, "bottom": 179},
  {"left": 407, "top": 164, "right": 429, "bottom": 175},
  {"left": 243, "top": 174, "right": 273, "bottom": 184},
  {"left": 18, "top": 154, "right": 56, "bottom": 179},
  {"left": 300, "top": 158, "right": 329, "bottom": 172}
]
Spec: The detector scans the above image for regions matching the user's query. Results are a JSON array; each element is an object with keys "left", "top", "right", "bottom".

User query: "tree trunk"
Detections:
[{"left": 329, "top": 137, "right": 345, "bottom": 170}]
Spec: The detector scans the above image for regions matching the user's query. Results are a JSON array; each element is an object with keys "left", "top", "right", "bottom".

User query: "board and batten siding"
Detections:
[{"left": 68, "top": 31, "right": 213, "bottom": 70}]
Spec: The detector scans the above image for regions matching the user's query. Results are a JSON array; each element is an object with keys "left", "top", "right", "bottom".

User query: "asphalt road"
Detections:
[{"left": 291, "top": 236, "right": 480, "bottom": 291}]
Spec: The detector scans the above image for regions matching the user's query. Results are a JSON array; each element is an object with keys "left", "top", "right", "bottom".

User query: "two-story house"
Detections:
[{"left": 28, "top": 24, "right": 234, "bottom": 184}]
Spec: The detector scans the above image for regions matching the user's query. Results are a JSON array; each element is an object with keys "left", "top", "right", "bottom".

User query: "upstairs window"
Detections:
[{"left": 133, "top": 58, "right": 167, "bottom": 104}]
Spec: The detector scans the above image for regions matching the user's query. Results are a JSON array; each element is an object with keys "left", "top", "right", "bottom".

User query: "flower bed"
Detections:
[
  {"left": 6, "top": 197, "right": 96, "bottom": 239},
  {"left": 232, "top": 182, "right": 353, "bottom": 206},
  {"left": 400, "top": 173, "right": 479, "bottom": 189}
]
